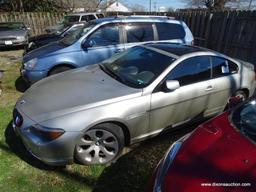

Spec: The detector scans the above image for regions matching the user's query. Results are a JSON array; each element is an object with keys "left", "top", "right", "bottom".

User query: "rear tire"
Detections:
[
  {"left": 48, "top": 66, "right": 73, "bottom": 76},
  {"left": 75, "top": 123, "right": 125, "bottom": 165}
]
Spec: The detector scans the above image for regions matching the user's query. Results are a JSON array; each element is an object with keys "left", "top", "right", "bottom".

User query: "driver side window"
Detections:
[
  {"left": 167, "top": 56, "right": 211, "bottom": 86},
  {"left": 87, "top": 24, "right": 120, "bottom": 47}
]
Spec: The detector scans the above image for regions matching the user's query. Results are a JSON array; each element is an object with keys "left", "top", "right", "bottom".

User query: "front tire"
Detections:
[{"left": 75, "top": 123, "right": 125, "bottom": 165}]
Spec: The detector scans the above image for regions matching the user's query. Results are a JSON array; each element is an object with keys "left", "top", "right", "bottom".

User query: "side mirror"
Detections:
[
  {"left": 165, "top": 80, "right": 180, "bottom": 91},
  {"left": 82, "top": 39, "right": 95, "bottom": 48}
]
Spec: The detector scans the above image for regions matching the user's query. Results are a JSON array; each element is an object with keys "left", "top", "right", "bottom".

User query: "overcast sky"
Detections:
[{"left": 122, "top": 0, "right": 187, "bottom": 11}]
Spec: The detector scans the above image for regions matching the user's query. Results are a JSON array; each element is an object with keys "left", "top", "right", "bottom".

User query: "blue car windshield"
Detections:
[
  {"left": 59, "top": 22, "right": 96, "bottom": 46},
  {"left": 101, "top": 46, "right": 175, "bottom": 88},
  {"left": 231, "top": 100, "right": 256, "bottom": 143}
]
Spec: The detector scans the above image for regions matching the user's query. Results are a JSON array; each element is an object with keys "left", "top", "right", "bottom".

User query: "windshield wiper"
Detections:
[{"left": 99, "top": 64, "right": 125, "bottom": 84}]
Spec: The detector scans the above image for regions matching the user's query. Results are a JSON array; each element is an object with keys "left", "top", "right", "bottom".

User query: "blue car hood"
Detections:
[{"left": 23, "top": 42, "right": 65, "bottom": 62}]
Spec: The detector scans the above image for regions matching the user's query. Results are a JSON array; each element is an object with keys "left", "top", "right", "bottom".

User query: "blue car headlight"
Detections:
[{"left": 24, "top": 58, "right": 38, "bottom": 70}]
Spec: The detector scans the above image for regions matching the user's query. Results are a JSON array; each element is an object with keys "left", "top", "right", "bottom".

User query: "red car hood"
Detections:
[{"left": 163, "top": 112, "right": 256, "bottom": 192}]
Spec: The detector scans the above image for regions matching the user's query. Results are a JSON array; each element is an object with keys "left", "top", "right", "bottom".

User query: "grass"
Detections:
[{"left": 0, "top": 49, "right": 193, "bottom": 192}]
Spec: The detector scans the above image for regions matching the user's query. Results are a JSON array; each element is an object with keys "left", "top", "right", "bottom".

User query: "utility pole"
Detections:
[
  {"left": 149, "top": 0, "right": 152, "bottom": 12},
  {"left": 154, "top": 2, "right": 157, "bottom": 12},
  {"left": 249, "top": 0, "right": 253, "bottom": 9}
]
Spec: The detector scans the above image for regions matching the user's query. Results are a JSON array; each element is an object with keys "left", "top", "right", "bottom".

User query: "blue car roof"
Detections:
[{"left": 94, "top": 16, "right": 179, "bottom": 24}]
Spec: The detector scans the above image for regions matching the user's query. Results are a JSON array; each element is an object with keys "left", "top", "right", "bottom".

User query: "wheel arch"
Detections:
[
  {"left": 86, "top": 120, "right": 131, "bottom": 146},
  {"left": 47, "top": 63, "right": 77, "bottom": 76}
]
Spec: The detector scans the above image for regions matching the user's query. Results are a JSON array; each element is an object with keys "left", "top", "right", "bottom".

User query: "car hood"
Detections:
[
  {"left": 0, "top": 29, "right": 26, "bottom": 37},
  {"left": 17, "top": 65, "right": 142, "bottom": 122},
  {"left": 29, "top": 33, "right": 59, "bottom": 42},
  {"left": 23, "top": 41, "right": 64, "bottom": 62},
  {"left": 162, "top": 112, "right": 256, "bottom": 192}
]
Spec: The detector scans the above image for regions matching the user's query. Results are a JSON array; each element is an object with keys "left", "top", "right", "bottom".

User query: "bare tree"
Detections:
[
  {"left": 183, "top": 0, "right": 241, "bottom": 10},
  {"left": 0, "top": 0, "right": 100, "bottom": 12}
]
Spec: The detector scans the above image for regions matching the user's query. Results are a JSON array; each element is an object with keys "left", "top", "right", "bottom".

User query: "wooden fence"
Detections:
[
  {"left": 0, "top": 12, "right": 64, "bottom": 35},
  {"left": 170, "top": 11, "right": 256, "bottom": 65},
  {"left": 0, "top": 11, "right": 255, "bottom": 64}
]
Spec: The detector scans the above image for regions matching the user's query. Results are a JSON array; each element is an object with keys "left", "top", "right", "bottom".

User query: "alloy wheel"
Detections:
[{"left": 76, "top": 129, "right": 119, "bottom": 164}]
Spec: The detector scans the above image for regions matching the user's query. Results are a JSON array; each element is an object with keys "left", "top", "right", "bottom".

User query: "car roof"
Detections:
[
  {"left": 93, "top": 15, "right": 179, "bottom": 24},
  {"left": 144, "top": 43, "right": 210, "bottom": 57},
  {"left": 67, "top": 12, "right": 98, "bottom": 16}
]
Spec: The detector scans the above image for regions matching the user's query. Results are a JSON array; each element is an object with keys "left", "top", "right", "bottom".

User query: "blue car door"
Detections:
[{"left": 80, "top": 23, "right": 125, "bottom": 66}]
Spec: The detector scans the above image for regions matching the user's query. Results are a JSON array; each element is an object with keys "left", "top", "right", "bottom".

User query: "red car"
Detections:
[{"left": 149, "top": 97, "right": 256, "bottom": 192}]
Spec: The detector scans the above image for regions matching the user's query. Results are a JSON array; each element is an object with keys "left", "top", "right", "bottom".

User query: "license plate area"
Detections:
[{"left": 5, "top": 41, "right": 13, "bottom": 45}]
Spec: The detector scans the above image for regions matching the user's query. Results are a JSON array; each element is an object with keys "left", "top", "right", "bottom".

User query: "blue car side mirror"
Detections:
[{"left": 83, "top": 39, "right": 96, "bottom": 48}]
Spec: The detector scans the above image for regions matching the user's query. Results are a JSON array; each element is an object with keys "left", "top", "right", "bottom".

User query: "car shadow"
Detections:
[
  {"left": 4, "top": 121, "right": 58, "bottom": 170},
  {"left": 0, "top": 46, "right": 24, "bottom": 52},
  {"left": 93, "top": 123, "right": 198, "bottom": 192},
  {"left": 3, "top": 118, "right": 199, "bottom": 191},
  {"left": 3, "top": 121, "right": 97, "bottom": 187},
  {"left": 15, "top": 76, "right": 30, "bottom": 92}
]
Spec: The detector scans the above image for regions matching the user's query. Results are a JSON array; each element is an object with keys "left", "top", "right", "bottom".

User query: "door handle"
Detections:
[{"left": 205, "top": 85, "right": 213, "bottom": 91}]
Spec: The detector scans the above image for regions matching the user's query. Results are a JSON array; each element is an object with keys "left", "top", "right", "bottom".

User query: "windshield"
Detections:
[
  {"left": 101, "top": 46, "right": 175, "bottom": 88},
  {"left": 0, "top": 22, "right": 25, "bottom": 30},
  {"left": 54, "top": 24, "right": 69, "bottom": 35},
  {"left": 59, "top": 22, "right": 96, "bottom": 46},
  {"left": 232, "top": 99, "right": 256, "bottom": 143}
]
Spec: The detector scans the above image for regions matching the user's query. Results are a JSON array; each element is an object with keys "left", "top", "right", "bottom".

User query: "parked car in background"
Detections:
[
  {"left": 149, "top": 96, "right": 256, "bottom": 192},
  {"left": 14, "top": 43, "right": 255, "bottom": 166},
  {"left": 63, "top": 12, "right": 104, "bottom": 23},
  {"left": 21, "top": 16, "right": 194, "bottom": 84},
  {"left": 0, "top": 22, "right": 30, "bottom": 47},
  {"left": 45, "top": 12, "right": 104, "bottom": 34},
  {"left": 25, "top": 22, "right": 85, "bottom": 53}
]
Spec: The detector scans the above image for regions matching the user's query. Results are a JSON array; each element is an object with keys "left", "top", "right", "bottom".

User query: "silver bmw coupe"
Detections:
[{"left": 13, "top": 43, "right": 256, "bottom": 165}]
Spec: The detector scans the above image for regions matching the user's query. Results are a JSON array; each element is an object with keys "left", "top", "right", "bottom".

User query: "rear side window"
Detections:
[
  {"left": 81, "top": 15, "right": 90, "bottom": 22},
  {"left": 88, "top": 15, "right": 96, "bottom": 21},
  {"left": 97, "top": 14, "right": 104, "bottom": 18},
  {"left": 64, "top": 16, "right": 80, "bottom": 23},
  {"left": 211, "top": 57, "right": 238, "bottom": 78},
  {"left": 125, "top": 23, "right": 154, "bottom": 43},
  {"left": 156, "top": 23, "right": 186, "bottom": 40},
  {"left": 87, "top": 24, "right": 119, "bottom": 46},
  {"left": 167, "top": 56, "right": 211, "bottom": 86}
]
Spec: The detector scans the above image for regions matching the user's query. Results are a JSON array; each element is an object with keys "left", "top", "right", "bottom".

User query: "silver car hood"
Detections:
[{"left": 18, "top": 65, "right": 142, "bottom": 122}]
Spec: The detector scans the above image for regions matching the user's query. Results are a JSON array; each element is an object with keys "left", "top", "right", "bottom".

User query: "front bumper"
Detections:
[
  {"left": 20, "top": 68, "right": 47, "bottom": 84},
  {"left": 12, "top": 109, "right": 79, "bottom": 166}
]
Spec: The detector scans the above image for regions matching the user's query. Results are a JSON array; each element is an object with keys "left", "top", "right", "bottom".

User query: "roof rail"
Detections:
[
  {"left": 130, "top": 15, "right": 174, "bottom": 19},
  {"left": 114, "top": 15, "right": 175, "bottom": 19}
]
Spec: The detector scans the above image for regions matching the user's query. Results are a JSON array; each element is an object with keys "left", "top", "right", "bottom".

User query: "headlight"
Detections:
[
  {"left": 153, "top": 141, "right": 182, "bottom": 192},
  {"left": 17, "top": 36, "right": 26, "bottom": 41},
  {"left": 23, "top": 58, "right": 37, "bottom": 70},
  {"left": 28, "top": 125, "right": 65, "bottom": 142}
]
